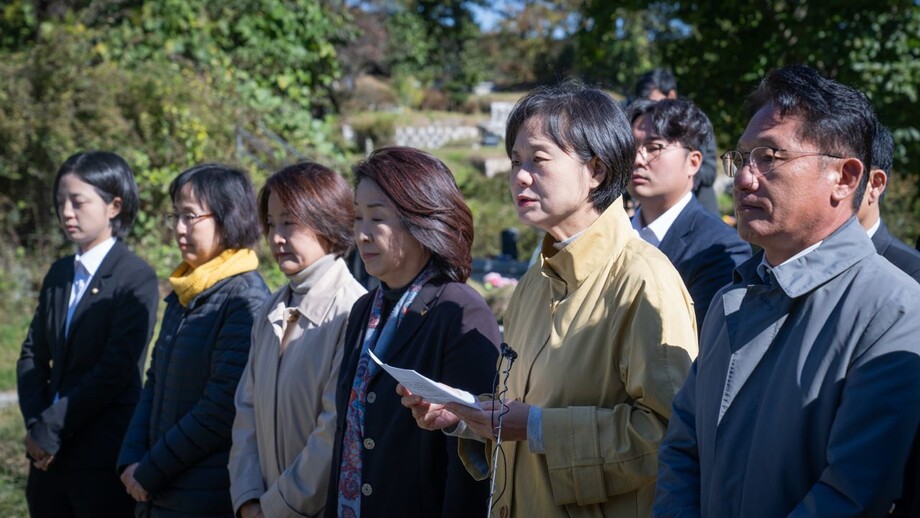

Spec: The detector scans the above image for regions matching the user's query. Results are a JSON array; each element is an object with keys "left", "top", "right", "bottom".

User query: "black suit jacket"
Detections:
[
  {"left": 877, "top": 219, "right": 920, "bottom": 517},
  {"left": 871, "top": 220, "right": 920, "bottom": 283},
  {"left": 325, "top": 279, "right": 500, "bottom": 518},
  {"left": 17, "top": 240, "right": 159, "bottom": 469},
  {"left": 657, "top": 196, "right": 751, "bottom": 328}
]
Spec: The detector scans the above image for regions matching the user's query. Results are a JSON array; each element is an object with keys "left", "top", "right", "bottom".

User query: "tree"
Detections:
[
  {"left": 0, "top": 0, "right": 354, "bottom": 282},
  {"left": 571, "top": 0, "right": 920, "bottom": 239},
  {"left": 571, "top": 1, "right": 671, "bottom": 95},
  {"left": 478, "top": 0, "right": 581, "bottom": 87},
  {"left": 661, "top": 0, "right": 920, "bottom": 239}
]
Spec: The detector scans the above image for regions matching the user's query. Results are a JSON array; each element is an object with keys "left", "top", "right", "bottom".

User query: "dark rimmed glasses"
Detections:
[
  {"left": 164, "top": 212, "right": 214, "bottom": 228},
  {"left": 721, "top": 146, "right": 845, "bottom": 177},
  {"left": 637, "top": 143, "right": 693, "bottom": 164}
]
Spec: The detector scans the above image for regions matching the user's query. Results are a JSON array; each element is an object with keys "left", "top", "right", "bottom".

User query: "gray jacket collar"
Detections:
[{"left": 733, "top": 217, "right": 876, "bottom": 299}]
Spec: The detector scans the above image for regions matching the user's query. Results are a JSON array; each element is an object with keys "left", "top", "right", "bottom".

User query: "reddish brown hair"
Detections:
[
  {"left": 258, "top": 162, "right": 355, "bottom": 258},
  {"left": 352, "top": 146, "right": 473, "bottom": 283}
]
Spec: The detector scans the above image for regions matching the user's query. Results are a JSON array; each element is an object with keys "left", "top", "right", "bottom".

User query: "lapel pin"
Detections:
[
  {"left": 420, "top": 308, "right": 428, "bottom": 317},
  {"left": 91, "top": 287, "right": 99, "bottom": 295}
]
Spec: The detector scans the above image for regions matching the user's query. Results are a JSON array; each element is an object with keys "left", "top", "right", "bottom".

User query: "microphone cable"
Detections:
[{"left": 487, "top": 342, "right": 517, "bottom": 517}]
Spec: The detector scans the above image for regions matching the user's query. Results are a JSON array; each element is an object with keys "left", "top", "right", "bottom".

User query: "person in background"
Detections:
[
  {"left": 402, "top": 82, "right": 698, "bottom": 517},
  {"left": 325, "top": 146, "right": 500, "bottom": 518},
  {"left": 627, "top": 98, "right": 750, "bottom": 327},
  {"left": 17, "top": 151, "right": 159, "bottom": 517},
  {"left": 858, "top": 124, "right": 920, "bottom": 517},
  {"left": 229, "top": 162, "right": 365, "bottom": 518},
  {"left": 856, "top": 124, "right": 920, "bottom": 282},
  {"left": 655, "top": 65, "right": 920, "bottom": 517},
  {"left": 634, "top": 68, "right": 721, "bottom": 216},
  {"left": 118, "top": 164, "right": 268, "bottom": 517}
]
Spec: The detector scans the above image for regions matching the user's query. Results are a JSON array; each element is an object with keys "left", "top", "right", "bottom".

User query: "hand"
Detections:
[
  {"left": 120, "top": 463, "right": 150, "bottom": 502},
  {"left": 239, "top": 500, "right": 265, "bottom": 518},
  {"left": 445, "top": 399, "right": 531, "bottom": 442},
  {"left": 397, "top": 384, "right": 460, "bottom": 431},
  {"left": 24, "top": 435, "right": 54, "bottom": 470}
]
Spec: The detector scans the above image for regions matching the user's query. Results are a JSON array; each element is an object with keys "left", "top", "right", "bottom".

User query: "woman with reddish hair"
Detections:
[
  {"left": 229, "top": 162, "right": 366, "bottom": 518},
  {"left": 325, "top": 146, "right": 500, "bottom": 518}
]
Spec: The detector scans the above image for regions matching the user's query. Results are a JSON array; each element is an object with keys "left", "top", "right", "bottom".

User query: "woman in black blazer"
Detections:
[
  {"left": 326, "top": 146, "right": 500, "bottom": 518},
  {"left": 17, "top": 151, "right": 160, "bottom": 517}
]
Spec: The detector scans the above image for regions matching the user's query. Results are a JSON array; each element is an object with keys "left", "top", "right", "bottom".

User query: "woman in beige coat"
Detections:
[
  {"left": 401, "top": 82, "right": 699, "bottom": 517},
  {"left": 229, "top": 162, "right": 365, "bottom": 518}
]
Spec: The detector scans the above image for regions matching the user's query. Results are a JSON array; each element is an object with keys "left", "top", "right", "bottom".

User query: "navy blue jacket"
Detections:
[
  {"left": 872, "top": 220, "right": 920, "bottom": 283},
  {"left": 325, "top": 278, "right": 499, "bottom": 518},
  {"left": 118, "top": 269, "right": 268, "bottom": 517},
  {"left": 658, "top": 196, "right": 751, "bottom": 328}
]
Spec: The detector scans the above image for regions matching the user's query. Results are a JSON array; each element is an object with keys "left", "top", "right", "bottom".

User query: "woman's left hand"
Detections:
[
  {"left": 120, "top": 463, "right": 150, "bottom": 502},
  {"left": 445, "top": 400, "right": 531, "bottom": 442},
  {"left": 24, "top": 435, "right": 54, "bottom": 470}
]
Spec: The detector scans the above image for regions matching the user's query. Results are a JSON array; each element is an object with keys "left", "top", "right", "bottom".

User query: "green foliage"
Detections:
[
  {"left": 476, "top": 1, "right": 581, "bottom": 87},
  {"left": 102, "top": 0, "right": 351, "bottom": 149},
  {"left": 385, "top": 10, "right": 434, "bottom": 82},
  {"left": 573, "top": 4, "right": 665, "bottom": 93},
  {"left": 0, "top": 0, "right": 38, "bottom": 52},
  {"left": 398, "top": 0, "right": 487, "bottom": 107},
  {"left": 0, "top": 22, "right": 244, "bottom": 277},
  {"left": 572, "top": 0, "right": 920, "bottom": 237},
  {"left": 0, "top": 0, "right": 353, "bottom": 285},
  {"left": 660, "top": 2, "right": 919, "bottom": 152}
]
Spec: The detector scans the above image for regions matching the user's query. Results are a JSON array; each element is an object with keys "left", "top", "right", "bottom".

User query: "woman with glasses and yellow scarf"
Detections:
[{"left": 118, "top": 164, "right": 269, "bottom": 517}]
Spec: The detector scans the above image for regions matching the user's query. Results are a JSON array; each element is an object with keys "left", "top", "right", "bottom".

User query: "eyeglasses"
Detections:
[
  {"left": 721, "top": 146, "right": 845, "bottom": 177},
  {"left": 637, "top": 143, "right": 692, "bottom": 164},
  {"left": 164, "top": 212, "right": 213, "bottom": 227}
]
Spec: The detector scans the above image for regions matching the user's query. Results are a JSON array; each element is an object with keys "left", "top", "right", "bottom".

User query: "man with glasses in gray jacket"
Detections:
[{"left": 654, "top": 65, "right": 920, "bottom": 517}]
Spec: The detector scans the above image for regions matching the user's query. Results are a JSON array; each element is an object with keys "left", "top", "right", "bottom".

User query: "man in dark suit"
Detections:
[
  {"left": 859, "top": 125, "right": 920, "bottom": 518},
  {"left": 857, "top": 124, "right": 920, "bottom": 283},
  {"left": 634, "top": 68, "right": 721, "bottom": 216},
  {"left": 627, "top": 98, "right": 750, "bottom": 327}
]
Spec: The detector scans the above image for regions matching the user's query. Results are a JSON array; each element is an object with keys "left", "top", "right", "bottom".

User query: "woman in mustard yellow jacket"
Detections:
[{"left": 401, "top": 82, "right": 699, "bottom": 517}]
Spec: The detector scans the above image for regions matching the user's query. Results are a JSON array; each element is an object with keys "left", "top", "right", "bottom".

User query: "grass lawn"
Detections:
[
  {"left": 0, "top": 315, "right": 29, "bottom": 392},
  {"left": 0, "top": 308, "right": 30, "bottom": 516},
  {"left": 0, "top": 405, "right": 28, "bottom": 517}
]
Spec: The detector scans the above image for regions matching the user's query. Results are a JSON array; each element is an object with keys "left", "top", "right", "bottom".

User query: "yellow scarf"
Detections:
[{"left": 169, "top": 248, "right": 259, "bottom": 307}]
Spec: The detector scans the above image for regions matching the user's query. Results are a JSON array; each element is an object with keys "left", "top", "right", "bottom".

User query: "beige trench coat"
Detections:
[{"left": 229, "top": 256, "right": 365, "bottom": 517}]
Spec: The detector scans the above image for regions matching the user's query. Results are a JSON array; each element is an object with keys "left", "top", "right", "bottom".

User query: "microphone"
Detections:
[{"left": 500, "top": 342, "right": 517, "bottom": 361}]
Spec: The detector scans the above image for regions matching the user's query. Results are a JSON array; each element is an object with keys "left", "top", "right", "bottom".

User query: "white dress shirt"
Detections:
[
  {"left": 65, "top": 237, "right": 117, "bottom": 337},
  {"left": 631, "top": 191, "right": 694, "bottom": 248},
  {"left": 866, "top": 218, "right": 881, "bottom": 238}
]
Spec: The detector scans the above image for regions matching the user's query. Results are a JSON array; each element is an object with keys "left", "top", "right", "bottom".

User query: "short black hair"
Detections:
[
  {"left": 634, "top": 68, "right": 678, "bottom": 99},
  {"left": 169, "top": 164, "right": 261, "bottom": 249},
  {"left": 872, "top": 124, "right": 895, "bottom": 203},
  {"left": 745, "top": 64, "right": 877, "bottom": 211},
  {"left": 627, "top": 98, "right": 713, "bottom": 152},
  {"left": 53, "top": 151, "right": 139, "bottom": 238},
  {"left": 505, "top": 81, "right": 636, "bottom": 212}
]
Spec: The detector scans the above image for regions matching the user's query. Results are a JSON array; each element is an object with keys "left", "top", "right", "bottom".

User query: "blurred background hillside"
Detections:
[{"left": 1, "top": 0, "right": 919, "bottom": 510}]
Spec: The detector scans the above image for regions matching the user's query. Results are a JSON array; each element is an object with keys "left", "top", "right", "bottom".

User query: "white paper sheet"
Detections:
[{"left": 369, "top": 349, "right": 479, "bottom": 408}]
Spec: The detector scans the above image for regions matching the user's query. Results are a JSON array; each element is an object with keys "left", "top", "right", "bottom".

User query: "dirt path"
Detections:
[{"left": 0, "top": 391, "right": 17, "bottom": 409}]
